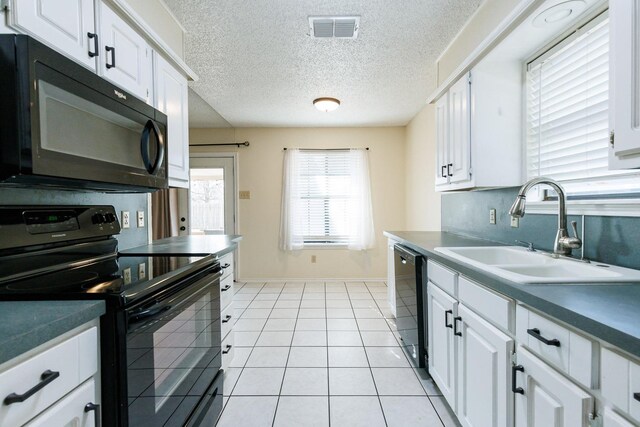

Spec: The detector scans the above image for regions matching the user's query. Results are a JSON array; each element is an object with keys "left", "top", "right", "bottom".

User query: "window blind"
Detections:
[
  {"left": 526, "top": 14, "right": 632, "bottom": 196},
  {"left": 297, "top": 150, "right": 350, "bottom": 244}
]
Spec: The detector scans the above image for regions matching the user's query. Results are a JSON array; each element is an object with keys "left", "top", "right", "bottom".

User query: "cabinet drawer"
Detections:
[
  {"left": 25, "top": 378, "right": 97, "bottom": 427},
  {"left": 219, "top": 252, "right": 234, "bottom": 280},
  {"left": 221, "top": 333, "right": 234, "bottom": 371},
  {"left": 516, "top": 305, "right": 595, "bottom": 388},
  {"left": 0, "top": 327, "right": 98, "bottom": 427},
  {"left": 427, "top": 260, "right": 457, "bottom": 297},
  {"left": 458, "top": 275, "right": 514, "bottom": 332},
  {"left": 221, "top": 303, "right": 235, "bottom": 340},
  {"left": 220, "top": 274, "right": 234, "bottom": 310},
  {"left": 601, "top": 347, "right": 640, "bottom": 422}
]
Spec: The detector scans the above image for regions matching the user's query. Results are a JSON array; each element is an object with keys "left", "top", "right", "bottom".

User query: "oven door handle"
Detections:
[{"left": 129, "top": 304, "right": 171, "bottom": 324}]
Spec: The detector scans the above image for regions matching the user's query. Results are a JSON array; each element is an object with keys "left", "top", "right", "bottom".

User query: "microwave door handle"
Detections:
[{"left": 140, "top": 120, "right": 165, "bottom": 175}]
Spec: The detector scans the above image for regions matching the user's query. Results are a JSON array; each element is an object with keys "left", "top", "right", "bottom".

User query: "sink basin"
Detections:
[{"left": 434, "top": 246, "right": 640, "bottom": 284}]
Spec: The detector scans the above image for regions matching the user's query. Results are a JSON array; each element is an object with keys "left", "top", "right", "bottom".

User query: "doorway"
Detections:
[{"left": 179, "top": 154, "right": 237, "bottom": 236}]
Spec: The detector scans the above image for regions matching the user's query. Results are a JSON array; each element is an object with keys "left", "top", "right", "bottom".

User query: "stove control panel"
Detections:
[{"left": 0, "top": 206, "right": 121, "bottom": 250}]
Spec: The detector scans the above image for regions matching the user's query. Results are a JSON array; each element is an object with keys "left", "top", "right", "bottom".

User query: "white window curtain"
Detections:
[{"left": 279, "top": 148, "right": 375, "bottom": 251}]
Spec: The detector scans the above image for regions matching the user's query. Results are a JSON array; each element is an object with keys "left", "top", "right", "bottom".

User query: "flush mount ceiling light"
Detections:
[
  {"left": 313, "top": 97, "right": 341, "bottom": 112},
  {"left": 532, "top": 0, "right": 586, "bottom": 28}
]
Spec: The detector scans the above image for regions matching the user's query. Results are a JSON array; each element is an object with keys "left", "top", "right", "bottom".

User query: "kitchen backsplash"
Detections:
[
  {"left": 441, "top": 187, "right": 640, "bottom": 270},
  {"left": 0, "top": 188, "right": 148, "bottom": 250}
]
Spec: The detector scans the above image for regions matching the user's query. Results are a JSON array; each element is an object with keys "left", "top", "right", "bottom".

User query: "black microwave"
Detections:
[{"left": 0, "top": 35, "right": 168, "bottom": 191}]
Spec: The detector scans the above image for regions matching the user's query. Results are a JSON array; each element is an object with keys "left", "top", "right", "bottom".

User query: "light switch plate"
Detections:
[
  {"left": 121, "top": 211, "right": 130, "bottom": 229},
  {"left": 137, "top": 211, "right": 145, "bottom": 228},
  {"left": 138, "top": 263, "right": 146, "bottom": 280},
  {"left": 511, "top": 216, "right": 519, "bottom": 228},
  {"left": 489, "top": 209, "right": 496, "bottom": 224},
  {"left": 239, "top": 191, "right": 251, "bottom": 199}
]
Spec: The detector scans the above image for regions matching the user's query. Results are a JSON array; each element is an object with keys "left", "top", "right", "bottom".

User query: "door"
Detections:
[
  {"left": 9, "top": 0, "right": 97, "bottom": 71},
  {"left": 24, "top": 379, "right": 97, "bottom": 427},
  {"left": 456, "top": 303, "right": 514, "bottom": 427},
  {"left": 435, "top": 93, "right": 449, "bottom": 187},
  {"left": 514, "top": 346, "right": 594, "bottom": 427},
  {"left": 98, "top": 1, "right": 152, "bottom": 103},
  {"left": 448, "top": 73, "right": 471, "bottom": 184},
  {"left": 184, "top": 155, "right": 237, "bottom": 236},
  {"left": 155, "top": 54, "right": 189, "bottom": 188},
  {"left": 609, "top": 0, "right": 640, "bottom": 167},
  {"left": 427, "top": 282, "right": 457, "bottom": 409}
]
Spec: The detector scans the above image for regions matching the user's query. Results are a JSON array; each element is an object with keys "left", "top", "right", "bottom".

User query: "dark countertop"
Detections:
[
  {"left": 120, "top": 235, "right": 242, "bottom": 257},
  {"left": 385, "top": 231, "right": 640, "bottom": 358},
  {"left": 0, "top": 300, "right": 105, "bottom": 365}
]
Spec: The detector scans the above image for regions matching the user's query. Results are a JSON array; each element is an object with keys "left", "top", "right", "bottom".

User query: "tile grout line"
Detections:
[{"left": 325, "top": 281, "right": 331, "bottom": 427}]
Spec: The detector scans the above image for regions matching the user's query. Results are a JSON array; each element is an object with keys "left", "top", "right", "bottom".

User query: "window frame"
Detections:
[{"left": 521, "top": 9, "right": 640, "bottom": 216}]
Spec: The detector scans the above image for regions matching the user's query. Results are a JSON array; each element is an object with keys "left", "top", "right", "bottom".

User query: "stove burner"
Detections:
[{"left": 5, "top": 271, "right": 101, "bottom": 292}]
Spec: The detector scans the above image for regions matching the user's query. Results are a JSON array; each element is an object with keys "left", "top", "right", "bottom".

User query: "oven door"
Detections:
[{"left": 125, "top": 270, "right": 222, "bottom": 427}]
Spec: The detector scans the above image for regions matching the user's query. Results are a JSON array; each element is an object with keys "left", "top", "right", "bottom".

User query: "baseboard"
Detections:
[{"left": 235, "top": 277, "right": 387, "bottom": 284}]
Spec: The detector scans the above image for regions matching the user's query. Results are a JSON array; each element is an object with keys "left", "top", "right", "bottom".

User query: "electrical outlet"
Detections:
[
  {"left": 489, "top": 208, "right": 496, "bottom": 224},
  {"left": 138, "top": 263, "right": 146, "bottom": 280},
  {"left": 137, "top": 211, "right": 145, "bottom": 228},
  {"left": 239, "top": 191, "right": 251, "bottom": 200},
  {"left": 511, "top": 216, "right": 519, "bottom": 228},
  {"left": 123, "top": 267, "right": 132, "bottom": 285},
  {"left": 311, "top": 255, "right": 317, "bottom": 263},
  {"left": 121, "top": 211, "right": 130, "bottom": 229}
]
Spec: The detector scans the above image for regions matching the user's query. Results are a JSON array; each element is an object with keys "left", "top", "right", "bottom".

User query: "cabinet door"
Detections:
[
  {"left": 98, "top": 1, "right": 152, "bottom": 103},
  {"left": 609, "top": 0, "right": 640, "bottom": 168},
  {"left": 25, "top": 378, "right": 97, "bottom": 427},
  {"left": 435, "top": 93, "right": 449, "bottom": 187},
  {"left": 155, "top": 54, "right": 189, "bottom": 188},
  {"left": 387, "top": 240, "right": 397, "bottom": 317},
  {"left": 427, "top": 282, "right": 457, "bottom": 409},
  {"left": 515, "top": 347, "right": 594, "bottom": 427},
  {"left": 456, "top": 304, "right": 514, "bottom": 427},
  {"left": 9, "top": 0, "right": 97, "bottom": 70},
  {"left": 448, "top": 73, "right": 471, "bottom": 184},
  {"left": 603, "top": 408, "right": 637, "bottom": 427}
]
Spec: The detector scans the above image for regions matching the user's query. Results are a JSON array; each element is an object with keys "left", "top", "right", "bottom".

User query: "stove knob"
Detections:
[{"left": 92, "top": 213, "right": 105, "bottom": 224}]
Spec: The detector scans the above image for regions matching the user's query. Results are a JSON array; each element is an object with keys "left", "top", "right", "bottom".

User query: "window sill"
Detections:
[
  {"left": 302, "top": 243, "right": 348, "bottom": 250},
  {"left": 525, "top": 199, "right": 640, "bottom": 217}
]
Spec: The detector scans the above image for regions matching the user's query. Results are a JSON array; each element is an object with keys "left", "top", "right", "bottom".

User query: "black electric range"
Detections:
[{"left": 0, "top": 206, "right": 224, "bottom": 427}]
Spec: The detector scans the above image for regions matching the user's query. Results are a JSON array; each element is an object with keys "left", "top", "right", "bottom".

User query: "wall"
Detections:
[
  {"left": 404, "top": 104, "right": 441, "bottom": 230},
  {"left": 442, "top": 188, "right": 640, "bottom": 270},
  {"left": 190, "top": 127, "right": 406, "bottom": 280},
  {"left": 125, "top": 0, "right": 184, "bottom": 58},
  {"left": 436, "top": 0, "right": 523, "bottom": 85},
  {"left": 0, "top": 188, "right": 148, "bottom": 250}
]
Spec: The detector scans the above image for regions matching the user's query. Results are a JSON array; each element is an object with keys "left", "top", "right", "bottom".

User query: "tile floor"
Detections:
[{"left": 214, "top": 280, "right": 460, "bottom": 427}]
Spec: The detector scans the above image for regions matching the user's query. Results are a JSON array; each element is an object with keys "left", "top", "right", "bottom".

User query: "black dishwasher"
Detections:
[{"left": 394, "top": 245, "right": 426, "bottom": 368}]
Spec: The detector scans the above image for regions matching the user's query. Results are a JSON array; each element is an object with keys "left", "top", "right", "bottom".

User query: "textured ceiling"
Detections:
[
  {"left": 188, "top": 88, "right": 232, "bottom": 128},
  {"left": 164, "top": 0, "right": 482, "bottom": 127}
]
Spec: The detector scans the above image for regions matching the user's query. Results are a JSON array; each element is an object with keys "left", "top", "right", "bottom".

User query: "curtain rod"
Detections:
[
  {"left": 189, "top": 141, "right": 250, "bottom": 148},
  {"left": 283, "top": 147, "right": 369, "bottom": 151}
]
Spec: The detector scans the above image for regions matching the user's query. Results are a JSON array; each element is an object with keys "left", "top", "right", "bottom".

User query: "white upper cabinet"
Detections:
[
  {"left": 6, "top": 0, "right": 97, "bottom": 70},
  {"left": 97, "top": 1, "right": 152, "bottom": 104},
  {"left": 434, "top": 66, "right": 522, "bottom": 191},
  {"left": 609, "top": 0, "right": 640, "bottom": 169},
  {"left": 155, "top": 54, "right": 190, "bottom": 188}
]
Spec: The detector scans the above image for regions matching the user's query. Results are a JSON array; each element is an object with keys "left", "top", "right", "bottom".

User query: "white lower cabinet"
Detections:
[
  {"left": 25, "top": 378, "right": 98, "bottom": 427},
  {"left": 427, "top": 281, "right": 458, "bottom": 408},
  {"left": 604, "top": 408, "right": 638, "bottom": 427},
  {"left": 514, "top": 346, "right": 594, "bottom": 427},
  {"left": 456, "top": 304, "right": 514, "bottom": 427}
]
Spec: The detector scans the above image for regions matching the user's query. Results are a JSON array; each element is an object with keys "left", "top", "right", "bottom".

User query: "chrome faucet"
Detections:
[{"left": 509, "top": 177, "right": 582, "bottom": 256}]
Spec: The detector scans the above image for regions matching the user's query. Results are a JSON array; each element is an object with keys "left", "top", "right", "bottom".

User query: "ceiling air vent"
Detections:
[{"left": 308, "top": 16, "right": 360, "bottom": 39}]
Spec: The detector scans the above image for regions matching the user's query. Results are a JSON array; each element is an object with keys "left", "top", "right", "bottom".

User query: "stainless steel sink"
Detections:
[{"left": 433, "top": 246, "right": 640, "bottom": 284}]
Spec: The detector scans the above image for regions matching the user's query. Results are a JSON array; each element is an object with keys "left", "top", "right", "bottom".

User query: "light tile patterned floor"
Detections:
[{"left": 214, "top": 281, "right": 460, "bottom": 427}]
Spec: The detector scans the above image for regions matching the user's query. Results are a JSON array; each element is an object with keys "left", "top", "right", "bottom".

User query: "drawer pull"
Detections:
[
  {"left": 444, "top": 310, "right": 453, "bottom": 329},
  {"left": 512, "top": 365, "right": 525, "bottom": 395},
  {"left": 634, "top": 392, "right": 640, "bottom": 402},
  {"left": 221, "top": 285, "right": 232, "bottom": 292},
  {"left": 222, "top": 344, "right": 232, "bottom": 354},
  {"left": 4, "top": 370, "right": 60, "bottom": 405},
  {"left": 222, "top": 263, "right": 231, "bottom": 269},
  {"left": 453, "top": 316, "right": 462, "bottom": 337},
  {"left": 527, "top": 328, "right": 560, "bottom": 347},
  {"left": 84, "top": 402, "right": 101, "bottom": 427},
  {"left": 222, "top": 315, "right": 232, "bottom": 323}
]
